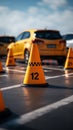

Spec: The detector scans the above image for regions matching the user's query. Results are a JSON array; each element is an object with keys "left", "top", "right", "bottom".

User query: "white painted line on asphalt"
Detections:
[
  {"left": 7, "top": 68, "right": 73, "bottom": 80},
  {"left": 44, "top": 70, "right": 52, "bottom": 72},
  {"left": 46, "top": 72, "right": 73, "bottom": 80},
  {"left": 1, "top": 95, "right": 73, "bottom": 128},
  {"left": 6, "top": 66, "right": 64, "bottom": 74},
  {"left": 6, "top": 68, "right": 25, "bottom": 73},
  {"left": 0, "top": 74, "right": 8, "bottom": 77},
  {"left": 7, "top": 68, "right": 51, "bottom": 73},
  {"left": 1, "top": 84, "right": 21, "bottom": 91},
  {"left": 1, "top": 72, "right": 73, "bottom": 91},
  {"left": 43, "top": 66, "right": 64, "bottom": 71}
]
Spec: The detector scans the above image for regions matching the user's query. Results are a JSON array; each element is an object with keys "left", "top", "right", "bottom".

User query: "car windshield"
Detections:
[{"left": 35, "top": 30, "right": 62, "bottom": 40}]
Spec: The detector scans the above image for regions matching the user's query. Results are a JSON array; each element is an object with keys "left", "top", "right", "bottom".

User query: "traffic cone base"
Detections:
[
  {"left": 0, "top": 108, "right": 11, "bottom": 119},
  {"left": 22, "top": 83, "right": 48, "bottom": 87},
  {"left": 0, "top": 61, "right": 5, "bottom": 73},
  {"left": 0, "top": 70, "right": 5, "bottom": 73},
  {"left": 64, "top": 48, "right": 73, "bottom": 69},
  {"left": 6, "top": 49, "right": 16, "bottom": 66},
  {"left": 22, "top": 43, "right": 48, "bottom": 87},
  {"left": 0, "top": 90, "right": 11, "bottom": 120}
]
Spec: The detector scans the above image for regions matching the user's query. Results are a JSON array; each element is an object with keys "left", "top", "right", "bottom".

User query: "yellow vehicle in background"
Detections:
[
  {"left": 7, "top": 29, "right": 67, "bottom": 65},
  {"left": 0, "top": 36, "right": 15, "bottom": 57}
]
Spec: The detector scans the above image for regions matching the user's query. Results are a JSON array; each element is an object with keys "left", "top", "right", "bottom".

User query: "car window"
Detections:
[
  {"left": 15, "top": 33, "right": 23, "bottom": 41},
  {"left": 0, "top": 36, "right": 15, "bottom": 44},
  {"left": 22, "top": 32, "right": 30, "bottom": 39},
  {"left": 35, "top": 31, "right": 62, "bottom": 40},
  {"left": 15, "top": 32, "right": 30, "bottom": 41},
  {"left": 63, "top": 34, "right": 73, "bottom": 40}
]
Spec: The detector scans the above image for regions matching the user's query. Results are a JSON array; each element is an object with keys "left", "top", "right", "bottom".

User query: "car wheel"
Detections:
[{"left": 24, "top": 50, "right": 30, "bottom": 64}]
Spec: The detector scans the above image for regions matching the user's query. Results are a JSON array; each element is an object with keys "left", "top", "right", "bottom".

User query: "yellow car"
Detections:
[
  {"left": 0, "top": 36, "right": 15, "bottom": 57},
  {"left": 7, "top": 29, "right": 67, "bottom": 65}
]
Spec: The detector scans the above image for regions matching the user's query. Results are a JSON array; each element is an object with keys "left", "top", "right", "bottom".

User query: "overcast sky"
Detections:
[{"left": 0, "top": 0, "right": 73, "bottom": 36}]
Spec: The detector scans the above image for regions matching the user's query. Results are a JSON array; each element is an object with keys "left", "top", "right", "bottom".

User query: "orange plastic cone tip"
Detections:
[{"left": 6, "top": 48, "right": 16, "bottom": 66}]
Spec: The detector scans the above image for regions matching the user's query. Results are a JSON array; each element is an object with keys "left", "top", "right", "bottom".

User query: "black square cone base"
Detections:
[
  {"left": 22, "top": 83, "right": 49, "bottom": 88},
  {"left": 0, "top": 108, "right": 12, "bottom": 119},
  {"left": 0, "top": 70, "right": 5, "bottom": 73}
]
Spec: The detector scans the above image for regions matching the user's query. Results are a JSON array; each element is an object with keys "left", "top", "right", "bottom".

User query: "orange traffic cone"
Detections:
[
  {"left": 0, "top": 60, "right": 5, "bottom": 73},
  {"left": 22, "top": 43, "right": 48, "bottom": 87},
  {"left": 6, "top": 48, "right": 16, "bottom": 66},
  {"left": 64, "top": 47, "right": 73, "bottom": 69},
  {"left": 0, "top": 89, "right": 11, "bottom": 119},
  {"left": 0, "top": 90, "right": 5, "bottom": 112}
]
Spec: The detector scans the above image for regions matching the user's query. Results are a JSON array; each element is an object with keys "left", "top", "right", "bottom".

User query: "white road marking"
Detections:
[
  {"left": 43, "top": 66, "right": 64, "bottom": 71},
  {"left": 0, "top": 74, "right": 8, "bottom": 77},
  {"left": 6, "top": 68, "right": 73, "bottom": 80},
  {"left": 6, "top": 68, "right": 25, "bottom": 73},
  {"left": 46, "top": 72, "right": 73, "bottom": 80},
  {"left": 44, "top": 70, "right": 52, "bottom": 72},
  {"left": 7, "top": 68, "right": 51, "bottom": 73},
  {"left": 6, "top": 66, "right": 64, "bottom": 74},
  {"left": 1, "top": 72, "right": 73, "bottom": 91},
  {"left": 1, "top": 67, "right": 73, "bottom": 128},
  {"left": 1, "top": 64, "right": 73, "bottom": 129},
  {"left": 1, "top": 95, "right": 73, "bottom": 127},
  {"left": 1, "top": 84, "right": 21, "bottom": 91}
]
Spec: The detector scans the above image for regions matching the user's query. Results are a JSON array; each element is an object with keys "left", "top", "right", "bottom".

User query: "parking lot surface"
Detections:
[{"left": 0, "top": 59, "right": 73, "bottom": 130}]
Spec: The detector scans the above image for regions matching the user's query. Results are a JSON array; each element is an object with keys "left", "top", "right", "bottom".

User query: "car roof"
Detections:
[{"left": 23, "top": 29, "right": 59, "bottom": 32}]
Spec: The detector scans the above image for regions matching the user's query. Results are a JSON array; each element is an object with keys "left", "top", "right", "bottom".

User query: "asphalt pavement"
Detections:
[{"left": 0, "top": 59, "right": 73, "bottom": 130}]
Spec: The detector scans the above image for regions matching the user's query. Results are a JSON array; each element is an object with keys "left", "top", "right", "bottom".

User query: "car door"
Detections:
[
  {"left": 12, "top": 32, "right": 24, "bottom": 58},
  {"left": 16, "top": 31, "right": 30, "bottom": 58}
]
